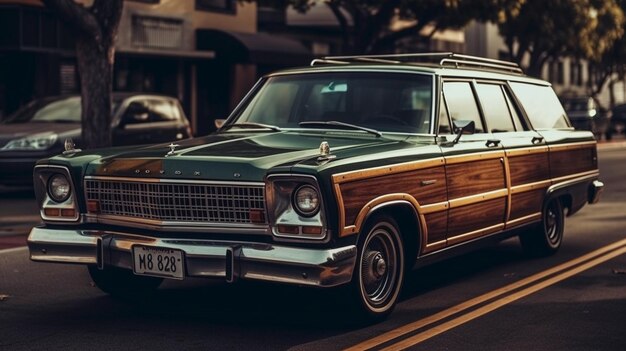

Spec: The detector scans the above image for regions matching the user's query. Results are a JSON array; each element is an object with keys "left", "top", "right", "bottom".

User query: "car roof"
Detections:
[{"left": 266, "top": 52, "right": 550, "bottom": 87}]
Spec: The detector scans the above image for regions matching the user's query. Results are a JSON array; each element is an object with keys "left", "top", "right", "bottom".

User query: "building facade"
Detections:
[{"left": 0, "top": 0, "right": 311, "bottom": 135}]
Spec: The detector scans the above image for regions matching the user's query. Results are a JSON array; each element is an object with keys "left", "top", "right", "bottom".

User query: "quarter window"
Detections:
[
  {"left": 475, "top": 84, "right": 515, "bottom": 133},
  {"left": 442, "top": 82, "right": 484, "bottom": 133},
  {"left": 509, "top": 82, "right": 569, "bottom": 129}
]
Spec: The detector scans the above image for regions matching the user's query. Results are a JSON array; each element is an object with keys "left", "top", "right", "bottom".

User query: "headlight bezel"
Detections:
[
  {"left": 265, "top": 174, "right": 328, "bottom": 242},
  {"left": 34, "top": 165, "right": 80, "bottom": 223}
]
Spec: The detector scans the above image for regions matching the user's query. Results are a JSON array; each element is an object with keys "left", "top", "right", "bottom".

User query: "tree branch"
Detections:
[{"left": 43, "top": 0, "right": 100, "bottom": 40}]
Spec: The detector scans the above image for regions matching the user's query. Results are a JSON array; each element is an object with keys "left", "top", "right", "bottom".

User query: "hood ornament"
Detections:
[
  {"left": 317, "top": 141, "right": 336, "bottom": 163},
  {"left": 165, "top": 143, "right": 179, "bottom": 157},
  {"left": 62, "top": 138, "right": 81, "bottom": 155}
]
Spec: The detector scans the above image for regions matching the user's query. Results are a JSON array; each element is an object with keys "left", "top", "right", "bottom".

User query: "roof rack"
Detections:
[{"left": 310, "top": 52, "right": 524, "bottom": 74}]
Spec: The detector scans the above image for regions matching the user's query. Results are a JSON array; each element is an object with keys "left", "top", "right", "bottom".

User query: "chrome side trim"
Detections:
[{"left": 27, "top": 227, "right": 356, "bottom": 288}]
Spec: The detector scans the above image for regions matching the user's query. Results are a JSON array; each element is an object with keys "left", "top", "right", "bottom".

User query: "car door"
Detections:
[
  {"left": 509, "top": 82, "right": 598, "bottom": 210},
  {"left": 438, "top": 80, "right": 508, "bottom": 249},
  {"left": 474, "top": 81, "right": 550, "bottom": 230}
]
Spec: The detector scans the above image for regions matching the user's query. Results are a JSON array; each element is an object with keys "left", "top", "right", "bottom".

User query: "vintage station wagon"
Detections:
[{"left": 28, "top": 53, "right": 603, "bottom": 321}]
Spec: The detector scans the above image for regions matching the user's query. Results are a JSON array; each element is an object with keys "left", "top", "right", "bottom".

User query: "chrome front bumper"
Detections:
[{"left": 27, "top": 227, "right": 357, "bottom": 287}]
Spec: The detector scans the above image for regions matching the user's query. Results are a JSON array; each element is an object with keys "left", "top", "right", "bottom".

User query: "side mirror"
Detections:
[
  {"left": 451, "top": 120, "right": 475, "bottom": 144},
  {"left": 214, "top": 119, "right": 226, "bottom": 129}
]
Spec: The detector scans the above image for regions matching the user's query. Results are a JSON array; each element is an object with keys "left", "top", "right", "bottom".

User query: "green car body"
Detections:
[{"left": 28, "top": 54, "right": 603, "bottom": 321}]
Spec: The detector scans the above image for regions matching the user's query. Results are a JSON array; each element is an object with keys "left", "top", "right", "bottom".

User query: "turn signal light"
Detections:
[
  {"left": 302, "top": 226, "right": 323, "bottom": 235},
  {"left": 277, "top": 225, "right": 299, "bottom": 235},
  {"left": 44, "top": 208, "right": 60, "bottom": 217},
  {"left": 61, "top": 209, "right": 76, "bottom": 217},
  {"left": 87, "top": 200, "right": 100, "bottom": 213},
  {"left": 249, "top": 209, "right": 266, "bottom": 223}
]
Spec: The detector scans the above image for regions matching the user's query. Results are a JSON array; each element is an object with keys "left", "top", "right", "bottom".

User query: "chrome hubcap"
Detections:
[{"left": 360, "top": 225, "right": 399, "bottom": 309}]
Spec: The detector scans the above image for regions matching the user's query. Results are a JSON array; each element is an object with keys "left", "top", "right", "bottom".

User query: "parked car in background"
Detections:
[
  {"left": 27, "top": 53, "right": 602, "bottom": 322},
  {"left": 560, "top": 96, "right": 608, "bottom": 139},
  {"left": 0, "top": 93, "right": 192, "bottom": 186},
  {"left": 608, "top": 103, "right": 626, "bottom": 139}
]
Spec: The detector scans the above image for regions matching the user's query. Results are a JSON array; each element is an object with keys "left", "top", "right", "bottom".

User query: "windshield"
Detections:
[
  {"left": 5, "top": 96, "right": 121, "bottom": 123},
  {"left": 232, "top": 72, "right": 434, "bottom": 134}
]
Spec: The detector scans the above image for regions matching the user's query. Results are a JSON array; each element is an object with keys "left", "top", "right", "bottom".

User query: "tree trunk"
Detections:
[
  {"left": 42, "top": 0, "right": 122, "bottom": 149},
  {"left": 76, "top": 36, "right": 113, "bottom": 149}
]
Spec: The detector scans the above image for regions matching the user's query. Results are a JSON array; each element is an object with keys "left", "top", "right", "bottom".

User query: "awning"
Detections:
[
  {"left": 117, "top": 47, "right": 215, "bottom": 61},
  {"left": 196, "top": 29, "right": 312, "bottom": 66}
]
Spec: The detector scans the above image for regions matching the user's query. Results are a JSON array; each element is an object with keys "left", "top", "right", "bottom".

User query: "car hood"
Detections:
[
  {"left": 78, "top": 131, "right": 420, "bottom": 182},
  {"left": 0, "top": 122, "right": 80, "bottom": 148}
]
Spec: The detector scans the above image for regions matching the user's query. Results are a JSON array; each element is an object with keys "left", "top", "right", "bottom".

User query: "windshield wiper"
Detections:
[
  {"left": 299, "top": 121, "right": 382, "bottom": 137},
  {"left": 219, "top": 122, "right": 282, "bottom": 132}
]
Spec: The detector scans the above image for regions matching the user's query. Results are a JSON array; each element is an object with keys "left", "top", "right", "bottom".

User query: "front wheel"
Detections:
[
  {"left": 520, "top": 199, "right": 565, "bottom": 257},
  {"left": 349, "top": 215, "right": 405, "bottom": 322},
  {"left": 88, "top": 265, "right": 163, "bottom": 298}
]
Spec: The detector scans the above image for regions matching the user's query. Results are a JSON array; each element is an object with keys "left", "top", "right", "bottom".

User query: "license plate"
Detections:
[{"left": 132, "top": 246, "right": 184, "bottom": 280}]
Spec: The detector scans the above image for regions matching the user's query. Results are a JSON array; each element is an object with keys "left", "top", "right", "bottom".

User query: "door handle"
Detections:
[
  {"left": 532, "top": 136, "right": 544, "bottom": 144},
  {"left": 485, "top": 139, "right": 501, "bottom": 148}
]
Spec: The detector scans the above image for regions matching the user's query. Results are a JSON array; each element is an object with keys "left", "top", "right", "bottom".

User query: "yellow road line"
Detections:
[
  {"left": 383, "top": 246, "right": 626, "bottom": 350},
  {"left": 345, "top": 238, "right": 626, "bottom": 351}
]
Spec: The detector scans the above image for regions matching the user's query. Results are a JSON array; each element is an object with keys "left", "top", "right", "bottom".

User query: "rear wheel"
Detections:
[
  {"left": 349, "top": 215, "right": 405, "bottom": 322},
  {"left": 88, "top": 265, "right": 163, "bottom": 297},
  {"left": 520, "top": 199, "right": 564, "bottom": 257}
]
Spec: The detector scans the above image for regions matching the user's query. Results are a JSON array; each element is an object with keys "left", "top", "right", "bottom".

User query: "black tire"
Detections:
[
  {"left": 348, "top": 215, "right": 405, "bottom": 322},
  {"left": 520, "top": 199, "right": 565, "bottom": 257},
  {"left": 88, "top": 265, "right": 163, "bottom": 298}
]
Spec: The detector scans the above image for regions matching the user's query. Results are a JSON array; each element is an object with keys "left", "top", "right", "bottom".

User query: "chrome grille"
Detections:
[{"left": 85, "top": 178, "right": 265, "bottom": 224}]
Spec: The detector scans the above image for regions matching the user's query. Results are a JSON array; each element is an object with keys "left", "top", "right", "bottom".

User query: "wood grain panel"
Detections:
[
  {"left": 550, "top": 147, "right": 596, "bottom": 178},
  {"left": 509, "top": 189, "right": 545, "bottom": 220},
  {"left": 425, "top": 211, "right": 447, "bottom": 245},
  {"left": 446, "top": 158, "right": 506, "bottom": 199},
  {"left": 508, "top": 153, "right": 550, "bottom": 186},
  {"left": 448, "top": 198, "right": 506, "bottom": 238},
  {"left": 339, "top": 166, "right": 447, "bottom": 226}
]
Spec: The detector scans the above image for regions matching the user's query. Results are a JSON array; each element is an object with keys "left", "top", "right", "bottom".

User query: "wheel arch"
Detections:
[{"left": 359, "top": 200, "right": 423, "bottom": 270}]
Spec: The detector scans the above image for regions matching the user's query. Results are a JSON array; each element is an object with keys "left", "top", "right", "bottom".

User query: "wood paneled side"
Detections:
[
  {"left": 339, "top": 166, "right": 447, "bottom": 226},
  {"left": 508, "top": 153, "right": 550, "bottom": 186},
  {"left": 448, "top": 198, "right": 506, "bottom": 238},
  {"left": 509, "top": 189, "right": 545, "bottom": 220},
  {"left": 446, "top": 159, "right": 505, "bottom": 199},
  {"left": 550, "top": 147, "right": 596, "bottom": 178},
  {"left": 425, "top": 211, "right": 447, "bottom": 245}
]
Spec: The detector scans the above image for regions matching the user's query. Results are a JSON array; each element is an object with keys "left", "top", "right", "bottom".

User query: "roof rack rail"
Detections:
[{"left": 310, "top": 52, "right": 524, "bottom": 74}]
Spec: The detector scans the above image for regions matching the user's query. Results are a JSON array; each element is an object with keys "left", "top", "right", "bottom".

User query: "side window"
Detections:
[
  {"left": 442, "top": 81, "right": 485, "bottom": 133},
  {"left": 509, "top": 82, "right": 569, "bottom": 129},
  {"left": 475, "top": 83, "right": 515, "bottom": 133},
  {"left": 147, "top": 100, "right": 177, "bottom": 122}
]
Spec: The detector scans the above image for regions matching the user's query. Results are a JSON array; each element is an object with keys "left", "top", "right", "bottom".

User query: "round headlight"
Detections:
[
  {"left": 293, "top": 185, "right": 320, "bottom": 217},
  {"left": 48, "top": 174, "right": 71, "bottom": 203}
]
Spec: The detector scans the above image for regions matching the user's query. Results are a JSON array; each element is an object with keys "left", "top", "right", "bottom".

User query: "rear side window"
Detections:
[
  {"left": 509, "top": 82, "right": 569, "bottom": 129},
  {"left": 475, "top": 83, "right": 515, "bottom": 133},
  {"left": 442, "top": 82, "right": 484, "bottom": 133}
]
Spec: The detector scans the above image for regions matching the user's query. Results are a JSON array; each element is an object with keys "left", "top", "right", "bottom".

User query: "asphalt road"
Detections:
[{"left": 0, "top": 145, "right": 624, "bottom": 350}]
